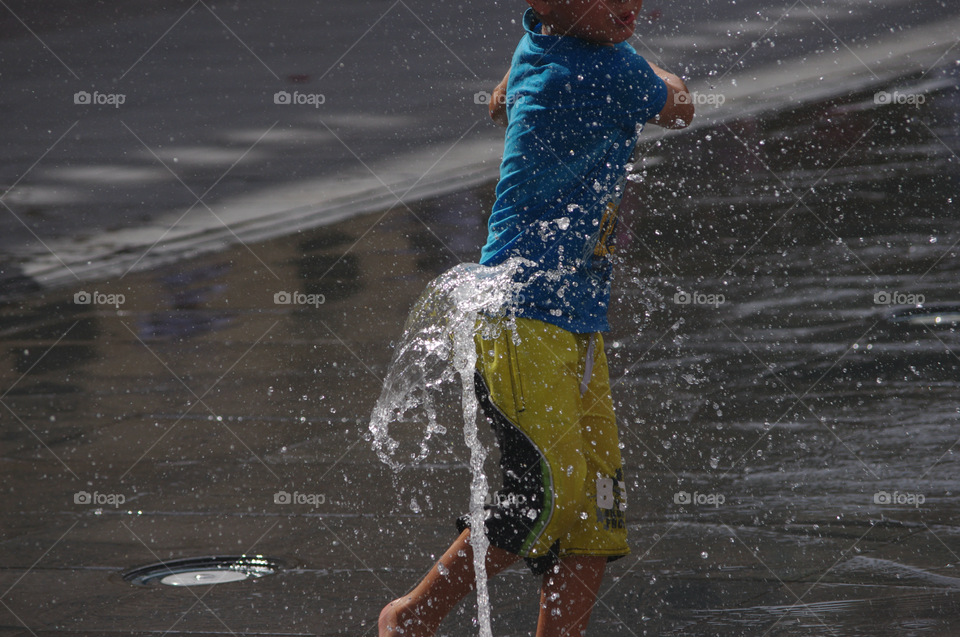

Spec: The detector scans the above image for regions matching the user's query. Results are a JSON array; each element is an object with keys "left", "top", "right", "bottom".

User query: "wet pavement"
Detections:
[
  {"left": 3, "top": 64, "right": 960, "bottom": 635},
  {"left": 3, "top": 0, "right": 960, "bottom": 287},
  {"left": 3, "top": 1, "right": 960, "bottom": 637}
]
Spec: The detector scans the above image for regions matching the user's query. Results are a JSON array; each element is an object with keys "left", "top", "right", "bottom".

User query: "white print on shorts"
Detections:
[{"left": 597, "top": 477, "right": 627, "bottom": 511}]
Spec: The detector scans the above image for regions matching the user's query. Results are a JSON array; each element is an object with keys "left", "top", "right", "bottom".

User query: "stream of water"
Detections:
[{"left": 369, "top": 258, "right": 533, "bottom": 636}]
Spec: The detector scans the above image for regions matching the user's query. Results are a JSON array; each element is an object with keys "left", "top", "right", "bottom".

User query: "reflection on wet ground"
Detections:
[{"left": 1, "top": 69, "right": 960, "bottom": 636}]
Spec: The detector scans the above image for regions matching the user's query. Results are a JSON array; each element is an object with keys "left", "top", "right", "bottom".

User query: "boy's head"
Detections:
[{"left": 526, "top": 0, "right": 641, "bottom": 44}]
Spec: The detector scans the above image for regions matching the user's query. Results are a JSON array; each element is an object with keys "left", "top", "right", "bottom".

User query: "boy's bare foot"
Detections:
[
  {"left": 376, "top": 531, "right": 519, "bottom": 635},
  {"left": 378, "top": 597, "right": 439, "bottom": 637}
]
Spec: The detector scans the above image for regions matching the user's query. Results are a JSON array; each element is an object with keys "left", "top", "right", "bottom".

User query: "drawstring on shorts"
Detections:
[{"left": 579, "top": 333, "right": 596, "bottom": 397}]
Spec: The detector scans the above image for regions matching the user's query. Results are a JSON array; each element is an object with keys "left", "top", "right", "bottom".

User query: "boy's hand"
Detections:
[
  {"left": 647, "top": 62, "right": 695, "bottom": 129},
  {"left": 490, "top": 70, "right": 510, "bottom": 127}
]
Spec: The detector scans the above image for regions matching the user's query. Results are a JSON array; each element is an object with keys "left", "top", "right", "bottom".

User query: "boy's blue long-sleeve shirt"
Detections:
[{"left": 480, "top": 9, "right": 668, "bottom": 333}]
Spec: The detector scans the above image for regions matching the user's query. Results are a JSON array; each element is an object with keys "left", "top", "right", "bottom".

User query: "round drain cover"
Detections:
[
  {"left": 122, "top": 555, "right": 285, "bottom": 587},
  {"left": 161, "top": 570, "right": 250, "bottom": 586},
  {"left": 889, "top": 304, "right": 960, "bottom": 327}
]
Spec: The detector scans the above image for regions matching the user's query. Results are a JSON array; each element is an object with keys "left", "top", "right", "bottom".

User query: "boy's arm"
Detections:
[
  {"left": 490, "top": 69, "right": 510, "bottom": 127},
  {"left": 646, "top": 62, "right": 695, "bottom": 129}
]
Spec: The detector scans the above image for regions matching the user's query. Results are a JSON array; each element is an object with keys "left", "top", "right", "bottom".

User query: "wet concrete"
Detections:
[
  {"left": 2, "top": 60, "right": 960, "bottom": 636},
  {"left": 4, "top": 0, "right": 960, "bottom": 289}
]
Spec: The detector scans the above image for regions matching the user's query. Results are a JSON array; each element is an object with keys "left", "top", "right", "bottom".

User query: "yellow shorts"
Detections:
[{"left": 457, "top": 317, "right": 629, "bottom": 575}]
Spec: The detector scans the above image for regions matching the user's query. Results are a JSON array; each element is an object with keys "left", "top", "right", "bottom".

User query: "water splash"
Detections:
[{"left": 369, "top": 258, "right": 533, "bottom": 637}]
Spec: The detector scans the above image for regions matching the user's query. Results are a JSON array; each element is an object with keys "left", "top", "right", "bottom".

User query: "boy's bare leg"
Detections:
[
  {"left": 536, "top": 555, "right": 606, "bottom": 637},
  {"left": 378, "top": 528, "right": 520, "bottom": 636}
]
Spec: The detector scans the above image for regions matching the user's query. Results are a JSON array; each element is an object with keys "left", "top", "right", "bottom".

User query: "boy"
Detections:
[{"left": 379, "top": 1, "right": 693, "bottom": 635}]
